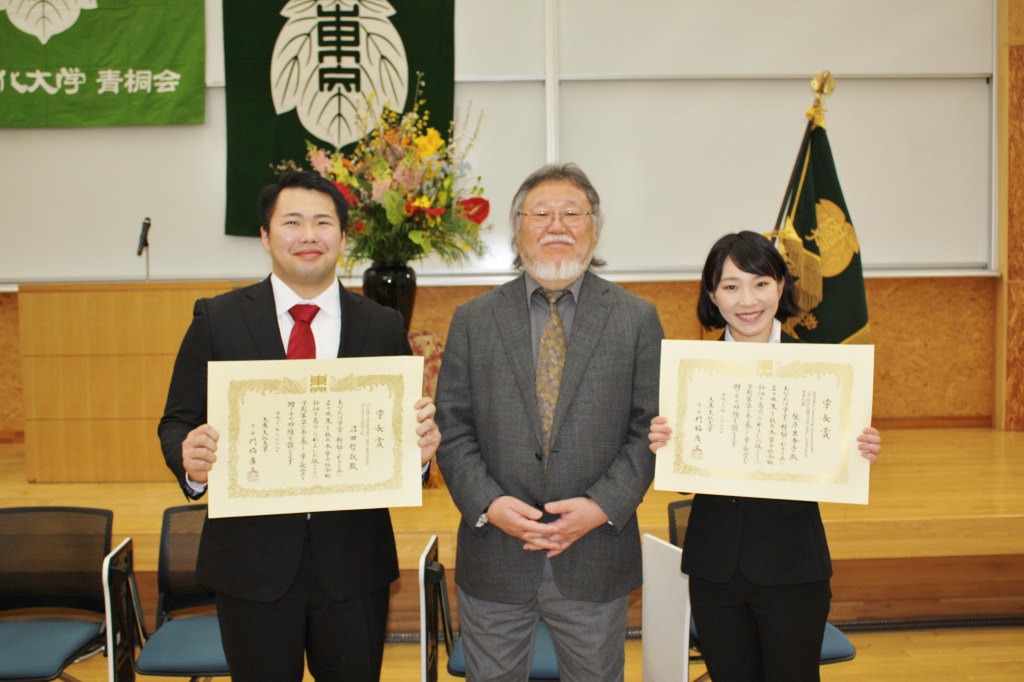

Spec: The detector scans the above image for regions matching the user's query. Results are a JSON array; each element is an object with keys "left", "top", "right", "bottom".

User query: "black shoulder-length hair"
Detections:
[{"left": 697, "top": 231, "right": 802, "bottom": 331}]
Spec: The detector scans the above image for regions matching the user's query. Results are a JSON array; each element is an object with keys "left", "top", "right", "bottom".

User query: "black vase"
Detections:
[{"left": 362, "top": 262, "right": 416, "bottom": 331}]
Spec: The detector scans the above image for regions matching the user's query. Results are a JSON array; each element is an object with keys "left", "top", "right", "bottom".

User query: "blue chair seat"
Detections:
[
  {"left": 447, "top": 619, "right": 560, "bottom": 680},
  {"left": 821, "top": 622, "right": 856, "bottom": 663},
  {"left": 0, "top": 618, "right": 103, "bottom": 680},
  {"left": 134, "top": 615, "right": 230, "bottom": 677}
]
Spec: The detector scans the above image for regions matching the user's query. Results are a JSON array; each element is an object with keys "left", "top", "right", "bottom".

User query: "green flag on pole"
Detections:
[
  {"left": 774, "top": 74, "right": 871, "bottom": 345},
  {"left": 0, "top": 0, "right": 205, "bottom": 128},
  {"left": 221, "top": 0, "right": 455, "bottom": 237}
]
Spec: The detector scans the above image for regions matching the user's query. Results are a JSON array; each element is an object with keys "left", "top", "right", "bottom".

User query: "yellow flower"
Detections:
[
  {"left": 413, "top": 128, "right": 444, "bottom": 160},
  {"left": 331, "top": 157, "right": 349, "bottom": 181},
  {"left": 411, "top": 195, "right": 433, "bottom": 209}
]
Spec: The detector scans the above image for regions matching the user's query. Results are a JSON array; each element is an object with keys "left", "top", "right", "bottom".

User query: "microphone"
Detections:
[{"left": 136, "top": 217, "right": 151, "bottom": 256}]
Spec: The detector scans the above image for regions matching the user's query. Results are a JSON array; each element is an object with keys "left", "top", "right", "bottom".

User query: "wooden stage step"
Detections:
[{"left": 2, "top": 427, "right": 1022, "bottom": 632}]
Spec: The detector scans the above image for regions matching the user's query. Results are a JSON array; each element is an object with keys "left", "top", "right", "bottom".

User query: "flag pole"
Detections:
[
  {"left": 771, "top": 120, "right": 813, "bottom": 245},
  {"left": 771, "top": 71, "right": 835, "bottom": 244}
]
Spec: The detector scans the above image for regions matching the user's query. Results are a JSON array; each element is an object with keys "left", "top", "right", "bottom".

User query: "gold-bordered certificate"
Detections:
[
  {"left": 655, "top": 340, "right": 874, "bottom": 505},
  {"left": 206, "top": 356, "right": 424, "bottom": 518}
]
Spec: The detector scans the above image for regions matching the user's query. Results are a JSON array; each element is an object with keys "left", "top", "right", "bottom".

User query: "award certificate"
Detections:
[
  {"left": 655, "top": 340, "right": 874, "bottom": 504},
  {"left": 206, "top": 356, "right": 424, "bottom": 518}
]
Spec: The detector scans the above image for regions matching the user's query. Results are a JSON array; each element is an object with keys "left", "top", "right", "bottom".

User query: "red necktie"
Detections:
[{"left": 287, "top": 304, "right": 319, "bottom": 359}]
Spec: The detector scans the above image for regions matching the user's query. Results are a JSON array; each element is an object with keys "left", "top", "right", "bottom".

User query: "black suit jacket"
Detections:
[
  {"left": 158, "top": 277, "right": 410, "bottom": 603},
  {"left": 680, "top": 332, "right": 832, "bottom": 586}
]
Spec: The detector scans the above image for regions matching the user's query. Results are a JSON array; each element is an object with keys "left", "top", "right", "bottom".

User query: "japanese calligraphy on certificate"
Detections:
[
  {"left": 206, "top": 356, "right": 424, "bottom": 518},
  {"left": 655, "top": 340, "right": 874, "bottom": 505}
]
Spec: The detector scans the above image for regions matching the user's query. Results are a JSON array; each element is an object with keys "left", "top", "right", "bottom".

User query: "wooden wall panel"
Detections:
[
  {"left": 1005, "top": 20, "right": 1024, "bottom": 430},
  {"left": 18, "top": 282, "right": 240, "bottom": 481},
  {"left": 1008, "top": 281, "right": 1024, "bottom": 429},
  {"left": 865, "top": 277, "right": 997, "bottom": 426},
  {"left": 405, "top": 284, "right": 490, "bottom": 341},
  {"left": 829, "top": 555, "right": 1024, "bottom": 621},
  {"left": 1010, "top": 43, "right": 1024, "bottom": 284},
  {"left": 24, "top": 419, "right": 173, "bottom": 482},
  {"left": 0, "top": 293, "right": 22, "bottom": 440},
  {"left": 22, "top": 356, "right": 175, "bottom": 420},
  {"left": 620, "top": 281, "right": 705, "bottom": 341},
  {"left": 1007, "top": 39, "right": 1024, "bottom": 429},
  {"left": 18, "top": 282, "right": 242, "bottom": 356},
  {"left": 2, "top": 274, "right": 1006, "bottom": 476}
]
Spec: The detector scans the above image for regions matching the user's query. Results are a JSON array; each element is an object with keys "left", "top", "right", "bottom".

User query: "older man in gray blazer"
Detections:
[{"left": 435, "top": 163, "right": 664, "bottom": 681}]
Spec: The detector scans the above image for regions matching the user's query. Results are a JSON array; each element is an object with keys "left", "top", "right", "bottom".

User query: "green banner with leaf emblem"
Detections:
[
  {"left": 0, "top": 0, "right": 205, "bottom": 128},
  {"left": 221, "top": 0, "right": 455, "bottom": 237}
]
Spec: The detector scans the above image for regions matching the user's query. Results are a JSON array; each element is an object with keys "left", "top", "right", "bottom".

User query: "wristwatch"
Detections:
[{"left": 476, "top": 510, "right": 489, "bottom": 527}]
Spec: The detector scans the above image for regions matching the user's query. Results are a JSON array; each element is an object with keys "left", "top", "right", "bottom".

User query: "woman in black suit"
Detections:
[{"left": 649, "top": 231, "right": 881, "bottom": 681}]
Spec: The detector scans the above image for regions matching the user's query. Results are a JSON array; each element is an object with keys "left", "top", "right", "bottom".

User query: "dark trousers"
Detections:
[
  {"left": 689, "top": 570, "right": 831, "bottom": 682},
  {"left": 215, "top": 539, "right": 390, "bottom": 682}
]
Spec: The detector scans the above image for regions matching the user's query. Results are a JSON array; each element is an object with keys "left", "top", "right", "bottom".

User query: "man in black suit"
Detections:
[{"left": 158, "top": 171, "right": 440, "bottom": 682}]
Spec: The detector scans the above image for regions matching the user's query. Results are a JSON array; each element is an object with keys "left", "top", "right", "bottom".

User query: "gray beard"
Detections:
[{"left": 522, "top": 250, "right": 593, "bottom": 285}]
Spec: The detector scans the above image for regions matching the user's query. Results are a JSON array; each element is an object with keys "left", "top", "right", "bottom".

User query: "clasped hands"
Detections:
[
  {"left": 181, "top": 396, "right": 441, "bottom": 484},
  {"left": 485, "top": 494, "right": 610, "bottom": 558}
]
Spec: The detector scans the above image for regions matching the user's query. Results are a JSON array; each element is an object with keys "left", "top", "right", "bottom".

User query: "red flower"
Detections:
[
  {"left": 332, "top": 181, "right": 359, "bottom": 208},
  {"left": 350, "top": 220, "right": 366, "bottom": 235},
  {"left": 458, "top": 197, "right": 490, "bottom": 224},
  {"left": 405, "top": 200, "right": 445, "bottom": 218}
]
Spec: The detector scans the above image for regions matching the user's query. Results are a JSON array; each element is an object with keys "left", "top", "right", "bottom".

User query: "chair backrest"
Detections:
[
  {"left": 667, "top": 498, "right": 693, "bottom": 549},
  {"left": 103, "top": 537, "right": 146, "bottom": 682},
  {"left": 641, "top": 534, "right": 690, "bottom": 682},
  {"left": 0, "top": 506, "right": 113, "bottom": 614},
  {"left": 106, "top": 536, "right": 232, "bottom": 681},
  {"left": 419, "top": 538, "right": 559, "bottom": 680},
  {"left": 420, "top": 547, "right": 455, "bottom": 661},
  {"left": 419, "top": 535, "right": 442, "bottom": 682},
  {"left": 156, "top": 504, "right": 213, "bottom": 626}
]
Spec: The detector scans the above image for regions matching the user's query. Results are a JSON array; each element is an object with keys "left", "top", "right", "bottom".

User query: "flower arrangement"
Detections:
[{"left": 280, "top": 81, "right": 489, "bottom": 272}]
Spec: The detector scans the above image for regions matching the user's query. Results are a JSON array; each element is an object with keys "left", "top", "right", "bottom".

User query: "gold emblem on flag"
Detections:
[{"left": 807, "top": 199, "right": 860, "bottom": 278}]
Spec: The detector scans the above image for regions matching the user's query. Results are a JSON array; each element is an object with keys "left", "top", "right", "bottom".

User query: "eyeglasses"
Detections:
[{"left": 517, "top": 210, "right": 594, "bottom": 229}]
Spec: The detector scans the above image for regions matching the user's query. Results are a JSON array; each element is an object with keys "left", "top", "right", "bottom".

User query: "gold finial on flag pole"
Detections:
[
  {"left": 811, "top": 70, "right": 835, "bottom": 103},
  {"left": 807, "top": 70, "right": 834, "bottom": 128}
]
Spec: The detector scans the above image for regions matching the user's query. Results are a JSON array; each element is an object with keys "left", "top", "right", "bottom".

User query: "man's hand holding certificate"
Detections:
[
  {"left": 654, "top": 340, "right": 874, "bottom": 504},
  {"left": 206, "top": 355, "right": 425, "bottom": 518}
]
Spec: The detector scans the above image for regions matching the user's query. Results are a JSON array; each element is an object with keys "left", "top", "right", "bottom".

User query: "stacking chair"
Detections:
[
  {"left": 155, "top": 505, "right": 215, "bottom": 627},
  {"left": 640, "top": 534, "right": 690, "bottom": 682},
  {"left": 666, "top": 498, "right": 856, "bottom": 682},
  {"left": 103, "top": 537, "right": 230, "bottom": 681},
  {"left": 418, "top": 536, "right": 559, "bottom": 681},
  {"left": 0, "top": 505, "right": 113, "bottom": 682},
  {"left": 666, "top": 497, "right": 694, "bottom": 549}
]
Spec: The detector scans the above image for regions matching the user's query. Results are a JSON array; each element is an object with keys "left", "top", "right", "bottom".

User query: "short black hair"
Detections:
[
  {"left": 697, "top": 231, "right": 802, "bottom": 331},
  {"left": 257, "top": 171, "right": 349, "bottom": 233}
]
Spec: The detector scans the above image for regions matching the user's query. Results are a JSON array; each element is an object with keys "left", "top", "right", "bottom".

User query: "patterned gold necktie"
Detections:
[{"left": 536, "top": 289, "right": 569, "bottom": 458}]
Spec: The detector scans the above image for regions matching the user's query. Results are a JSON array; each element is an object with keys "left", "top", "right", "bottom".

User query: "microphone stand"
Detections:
[{"left": 136, "top": 217, "right": 152, "bottom": 282}]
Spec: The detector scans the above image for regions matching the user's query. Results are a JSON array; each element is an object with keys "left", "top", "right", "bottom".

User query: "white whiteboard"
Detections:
[
  {"left": 0, "top": 0, "right": 995, "bottom": 285},
  {"left": 564, "top": 77, "right": 993, "bottom": 272}
]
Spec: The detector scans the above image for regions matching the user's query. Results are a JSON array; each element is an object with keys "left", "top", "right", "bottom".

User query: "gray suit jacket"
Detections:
[{"left": 435, "top": 271, "right": 664, "bottom": 603}]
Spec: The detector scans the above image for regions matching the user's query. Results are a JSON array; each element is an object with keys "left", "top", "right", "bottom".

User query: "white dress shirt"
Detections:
[{"left": 269, "top": 273, "right": 342, "bottom": 359}]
